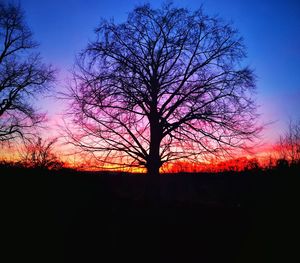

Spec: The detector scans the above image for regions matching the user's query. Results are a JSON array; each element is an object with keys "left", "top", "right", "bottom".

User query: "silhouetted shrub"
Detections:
[{"left": 276, "top": 158, "right": 289, "bottom": 170}]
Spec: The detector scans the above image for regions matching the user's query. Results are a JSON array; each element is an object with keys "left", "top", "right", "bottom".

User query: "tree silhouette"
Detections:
[
  {"left": 66, "top": 3, "right": 260, "bottom": 175},
  {"left": 278, "top": 119, "right": 300, "bottom": 165},
  {"left": 0, "top": 2, "right": 55, "bottom": 143},
  {"left": 19, "top": 137, "right": 62, "bottom": 170}
]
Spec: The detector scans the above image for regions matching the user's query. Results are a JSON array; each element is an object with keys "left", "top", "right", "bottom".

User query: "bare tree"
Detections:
[
  {"left": 19, "top": 137, "right": 62, "bottom": 169},
  {"left": 0, "top": 2, "right": 55, "bottom": 143},
  {"left": 278, "top": 119, "right": 300, "bottom": 165},
  {"left": 66, "top": 2, "right": 260, "bottom": 175}
]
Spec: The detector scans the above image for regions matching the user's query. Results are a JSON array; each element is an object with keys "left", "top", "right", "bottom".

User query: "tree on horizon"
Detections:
[{"left": 66, "top": 2, "right": 260, "bottom": 176}]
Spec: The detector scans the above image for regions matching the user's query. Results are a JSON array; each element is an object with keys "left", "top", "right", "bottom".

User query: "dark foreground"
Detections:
[{"left": 1, "top": 166, "right": 300, "bottom": 262}]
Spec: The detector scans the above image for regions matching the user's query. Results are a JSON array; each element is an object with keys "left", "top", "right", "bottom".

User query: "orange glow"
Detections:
[
  {"left": 0, "top": 141, "right": 286, "bottom": 173},
  {"left": 161, "top": 157, "right": 255, "bottom": 173}
]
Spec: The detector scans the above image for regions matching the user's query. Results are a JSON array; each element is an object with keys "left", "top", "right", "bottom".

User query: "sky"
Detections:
[{"left": 18, "top": 0, "right": 300, "bottom": 148}]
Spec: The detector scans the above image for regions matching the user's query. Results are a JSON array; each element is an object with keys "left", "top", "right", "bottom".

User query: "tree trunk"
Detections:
[
  {"left": 147, "top": 118, "right": 162, "bottom": 176},
  {"left": 147, "top": 161, "right": 160, "bottom": 176},
  {"left": 147, "top": 129, "right": 161, "bottom": 176}
]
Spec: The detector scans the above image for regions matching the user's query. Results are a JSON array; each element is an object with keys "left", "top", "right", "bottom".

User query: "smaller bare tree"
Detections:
[
  {"left": 278, "top": 119, "right": 300, "bottom": 165},
  {"left": 20, "top": 137, "right": 63, "bottom": 169}
]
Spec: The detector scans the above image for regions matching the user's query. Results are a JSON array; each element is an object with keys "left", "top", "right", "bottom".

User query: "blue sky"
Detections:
[{"left": 20, "top": 0, "right": 300, "bottom": 143}]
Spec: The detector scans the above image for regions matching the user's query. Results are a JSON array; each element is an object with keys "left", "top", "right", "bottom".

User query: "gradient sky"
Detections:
[{"left": 20, "top": 0, "right": 300, "bottom": 146}]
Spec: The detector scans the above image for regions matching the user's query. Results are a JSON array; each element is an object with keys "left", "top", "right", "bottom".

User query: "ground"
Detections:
[{"left": 1, "top": 166, "right": 299, "bottom": 262}]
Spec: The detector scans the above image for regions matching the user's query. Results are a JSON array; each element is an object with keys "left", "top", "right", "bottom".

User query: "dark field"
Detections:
[{"left": 1, "top": 166, "right": 300, "bottom": 262}]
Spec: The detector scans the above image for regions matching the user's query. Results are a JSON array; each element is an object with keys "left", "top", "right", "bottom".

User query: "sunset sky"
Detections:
[{"left": 7, "top": 0, "right": 300, "bottom": 163}]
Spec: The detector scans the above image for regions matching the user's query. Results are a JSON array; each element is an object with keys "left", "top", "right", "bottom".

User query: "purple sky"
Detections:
[{"left": 21, "top": 0, "right": 300, "bottom": 145}]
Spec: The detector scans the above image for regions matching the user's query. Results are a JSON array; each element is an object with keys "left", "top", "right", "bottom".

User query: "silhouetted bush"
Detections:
[{"left": 276, "top": 158, "right": 289, "bottom": 170}]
